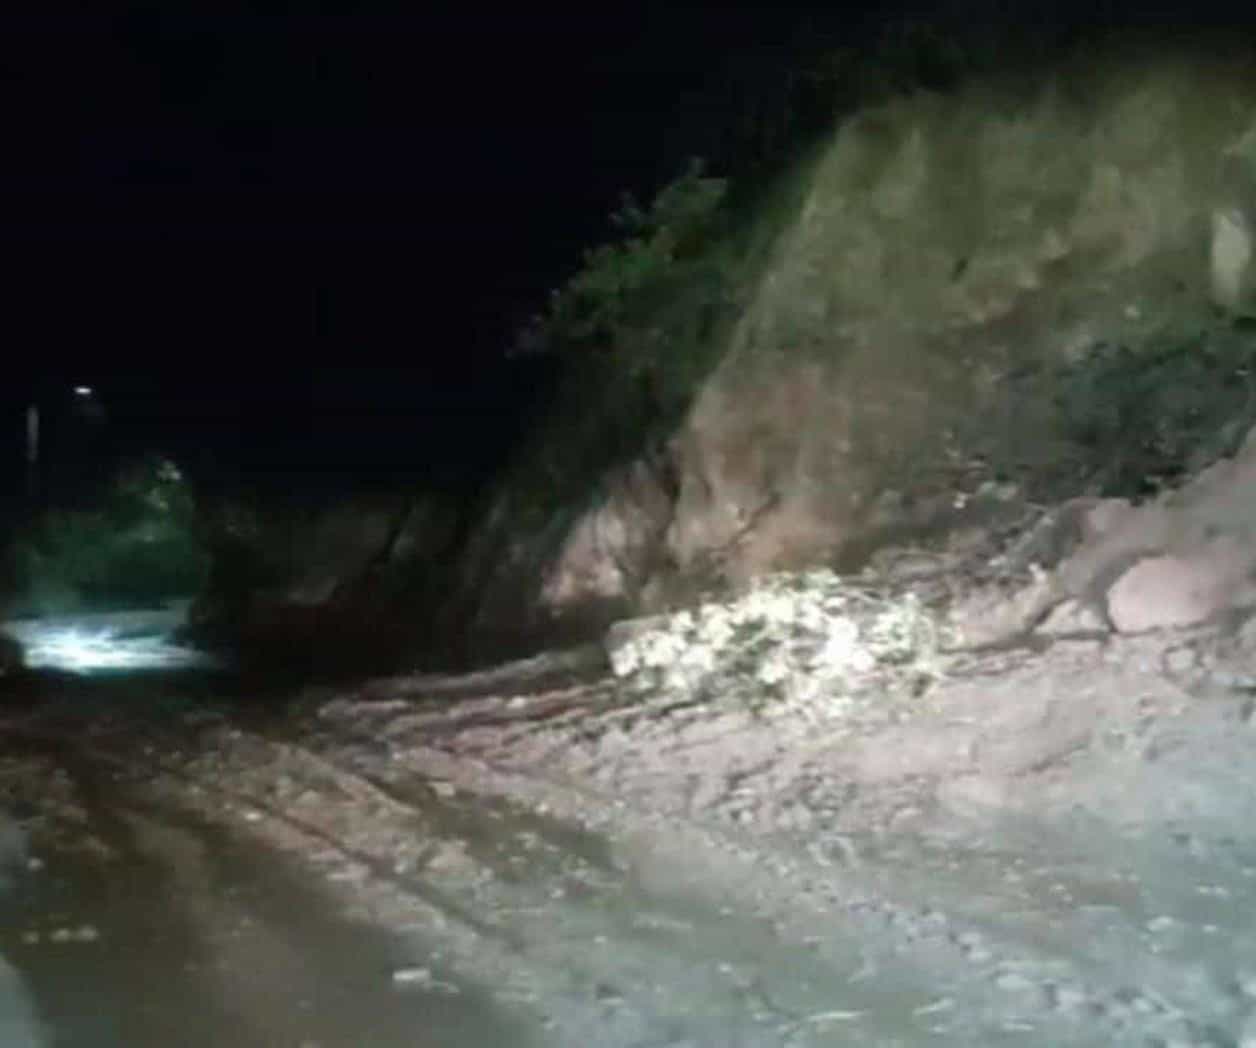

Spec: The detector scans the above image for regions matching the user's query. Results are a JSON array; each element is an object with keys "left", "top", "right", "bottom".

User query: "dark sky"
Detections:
[
  {"left": 2, "top": 3, "right": 1240, "bottom": 495},
  {"left": 6, "top": 9, "right": 838, "bottom": 380},
  {"left": 4, "top": 5, "right": 898, "bottom": 487},
  {"left": 0, "top": 8, "right": 847, "bottom": 488}
]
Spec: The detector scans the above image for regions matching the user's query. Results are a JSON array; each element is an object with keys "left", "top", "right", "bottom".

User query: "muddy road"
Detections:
[
  {"left": 1, "top": 678, "right": 523, "bottom": 1047},
  {"left": 4, "top": 612, "right": 1256, "bottom": 1046}
]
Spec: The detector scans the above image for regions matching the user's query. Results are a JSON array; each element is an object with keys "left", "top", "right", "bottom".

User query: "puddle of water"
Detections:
[{"left": 4, "top": 604, "right": 222, "bottom": 676}]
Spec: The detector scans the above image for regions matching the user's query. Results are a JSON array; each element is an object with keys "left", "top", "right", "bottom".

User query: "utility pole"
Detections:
[{"left": 24, "top": 402, "right": 39, "bottom": 501}]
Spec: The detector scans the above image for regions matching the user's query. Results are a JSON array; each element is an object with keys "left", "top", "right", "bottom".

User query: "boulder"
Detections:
[{"left": 1106, "top": 541, "right": 1256, "bottom": 633}]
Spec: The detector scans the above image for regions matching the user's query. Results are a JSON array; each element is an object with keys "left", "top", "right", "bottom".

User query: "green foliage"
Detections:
[
  {"left": 495, "top": 158, "right": 753, "bottom": 533},
  {"left": 994, "top": 326, "right": 1256, "bottom": 498},
  {"left": 105, "top": 455, "right": 198, "bottom": 529},
  {"left": 532, "top": 158, "right": 729, "bottom": 353},
  {"left": 6, "top": 455, "right": 208, "bottom": 614}
]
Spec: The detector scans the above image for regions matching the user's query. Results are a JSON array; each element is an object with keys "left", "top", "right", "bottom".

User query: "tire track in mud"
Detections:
[
  {"left": 123, "top": 724, "right": 850, "bottom": 1046},
  {"left": 0, "top": 725, "right": 530, "bottom": 1048},
  {"left": 157, "top": 718, "right": 1148, "bottom": 1046},
  {"left": 297, "top": 675, "right": 1256, "bottom": 1048},
  {"left": 1, "top": 732, "right": 261, "bottom": 1047},
  {"left": 40, "top": 716, "right": 953, "bottom": 1046}
]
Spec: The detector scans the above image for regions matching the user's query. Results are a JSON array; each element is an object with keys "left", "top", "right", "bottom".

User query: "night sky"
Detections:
[
  {"left": 3, "top": 6, "right": 885, "bottom": 492},
  {"left": 2, "top": 3, "right": 1240, "bottom": 497},
  {"left": 7, "top": 9, "right": 838, "bottom": 375}
]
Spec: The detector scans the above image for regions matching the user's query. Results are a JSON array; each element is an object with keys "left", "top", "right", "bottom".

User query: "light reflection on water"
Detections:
[{"left": 2, "top": 602, "right": 221, "bottom": 675}]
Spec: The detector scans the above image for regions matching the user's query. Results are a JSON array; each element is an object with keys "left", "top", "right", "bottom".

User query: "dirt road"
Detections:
[{"left": 4, "top": 620, "right": 1256, "bottom": 1046}]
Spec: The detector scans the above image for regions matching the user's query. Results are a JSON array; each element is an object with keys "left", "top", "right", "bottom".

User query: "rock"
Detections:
[
  {"left": 1036, "top": 598, "right": 1109, "bottom": 636},
  {"left": 539, "top": 459, "right": 674, "bottom": 615},
  {"left": 1211, "top": 207, "right": 1255, "bottom": 315},
  {"left": 947, "top": 570, "right": 1056, "bottom": 648},
  {"left": 1078, "top": 498, "right": 1137, "bottom": 542},
  {"left": 1106, "top": 540, "right": 1254, "bottom": 633}
]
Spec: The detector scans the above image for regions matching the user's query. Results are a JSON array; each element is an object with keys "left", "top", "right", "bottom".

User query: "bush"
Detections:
[
  {"left": 525, "top": 157, "right": 729, "bottom": 355},
  {"left": 5, "top": 455, "right": 208, "bottom": 614},
  {"left": 987, "top": 325, "right": 1256, "bottom": 499},
  {"left": 497, "top": 158, "right": 746, "bottom": 532}
]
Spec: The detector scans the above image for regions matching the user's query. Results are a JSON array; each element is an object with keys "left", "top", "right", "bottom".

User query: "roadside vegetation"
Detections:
[
  {"left": 4, "top": 455, "right": 206, "bottom": 616},
  {"left": 976, "top": 324, "right": 1256, "bottom": 503}
]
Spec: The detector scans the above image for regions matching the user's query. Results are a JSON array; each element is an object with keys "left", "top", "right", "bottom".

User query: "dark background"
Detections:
[
  {"left": 1, "top": 6, "right": 875, "bottom": 494},
  {"left": 1, "top": 3, "right": 1245, "bottom": 497}
]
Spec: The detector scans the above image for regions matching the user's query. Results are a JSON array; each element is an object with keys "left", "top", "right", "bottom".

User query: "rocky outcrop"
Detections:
[
  {"left": 594, "top": 414, "right": 1256, "bottom": 738},
  {"left": 940, "top": 422, "right": 1256, "bottom": 647},
  {"left": 168, "top": 39, "right": 1256, "bottom": 672},
  {"left": 457, "top": 39, "right": 1256, "bottom": 648},
  {"left": 659, "top": 42, "right": 1256, "bottom": 586}
]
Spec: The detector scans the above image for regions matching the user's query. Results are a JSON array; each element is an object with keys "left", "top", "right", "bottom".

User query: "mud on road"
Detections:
[{"left": 3, "top": 620, "right": 1256, "bottom": 1047}]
